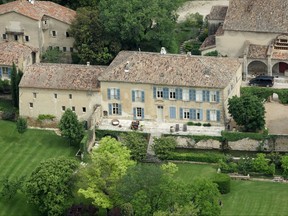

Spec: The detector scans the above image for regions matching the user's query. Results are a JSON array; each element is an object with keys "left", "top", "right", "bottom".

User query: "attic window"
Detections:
[
  {"left": 66, "top": 32, "right": 70, "bottom": 37},
  {"left": 2, "top": 34, "right": 7, "bottom": 40}
]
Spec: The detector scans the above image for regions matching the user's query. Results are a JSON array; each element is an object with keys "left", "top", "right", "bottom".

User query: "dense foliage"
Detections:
[
  {"left": 212, "top": 173, "right": 231, "bottom": 194},
  {"left": 16, "top": 117, "right": 27, "bottom": 134},
  {"left": 153, "top": 136, "right": 177, "bottom": 159}
]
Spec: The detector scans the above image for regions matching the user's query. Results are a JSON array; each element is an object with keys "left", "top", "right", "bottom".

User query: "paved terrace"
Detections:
[{"left": 98, "top": 119, "right": 224, "bottom": 136}]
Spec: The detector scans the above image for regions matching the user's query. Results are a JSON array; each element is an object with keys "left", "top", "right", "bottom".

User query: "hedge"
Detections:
[
  {"left": 168, "top": 151, "right": 227, "bottom": 163},
  {"left": 95, "top": 129, "right": 149, "bottom": 141},
  {"left": 212, "top": 173, "right": 231, "bottom": 194},
  {"left": 221, "top": 131, "right": 265, "bottom": 141}
]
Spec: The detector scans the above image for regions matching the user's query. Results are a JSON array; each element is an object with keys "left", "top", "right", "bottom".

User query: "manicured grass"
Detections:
[
  {"left": 0, "top": 120, "right": 78, "bottom": 216},
  {"left": 221, "top": 180, "right": 288, "bottom": 216}
]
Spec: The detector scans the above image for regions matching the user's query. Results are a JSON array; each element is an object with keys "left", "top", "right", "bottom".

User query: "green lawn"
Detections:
[{"left": 0, "top": 120, "right": 78, "bottom": 216}]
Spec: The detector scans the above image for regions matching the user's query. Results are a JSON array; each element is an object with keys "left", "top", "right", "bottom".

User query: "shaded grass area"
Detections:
[
  {"left": 221, "top": 180, "right": 288, "bottom": 216},
  {"left": 0, "top": 120, "right": 78, "bottom": 216},
  {"left": 0, "top": 98, "right": 14, "bottom": 111}
]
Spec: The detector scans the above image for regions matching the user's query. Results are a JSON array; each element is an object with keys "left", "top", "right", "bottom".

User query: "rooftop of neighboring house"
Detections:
[
  {"left": 215, "top": 25, "right": 224, "bottom": 36},
  {"left": 0, "top": 41, "right": 36, "bottom": 65},
  {"left": 99, "top": 51, "right": 242, "bottom": 89},
  {"left": 0, "top": 0, "right": 76, "bottom": 24},
  {"left": 19, "top": 63, "right": 107, "bottom": 91},
  {"left": 199, "top": 35, "right": 215, "bottom": 51},
  {"left": 223, "top": 0, "right": 288, "bottom": 34},
  {"left": 207, "top": 5, "right": 228, "bottom": 20},
  {"left": 246, "top": 44, "right": 268, "bottom": 59}
]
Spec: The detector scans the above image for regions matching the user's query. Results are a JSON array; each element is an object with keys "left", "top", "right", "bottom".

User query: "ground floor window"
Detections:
[
  {"left": 183, "top": 108, "right": 190, "bottom": 119},
  {"left": 133, "top": 107, "right": 144, "bottom": 119}
]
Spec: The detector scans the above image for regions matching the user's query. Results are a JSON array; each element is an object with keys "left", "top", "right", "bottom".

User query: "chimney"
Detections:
[
  {"left": 86, "top": 61, "right": 90, "bottom": 66},
  {"left": 187, "top": 52, "right": 192, "bottom": 56},
  {"left": 160, "top": 47, "right": 167, "bottom": 55}
]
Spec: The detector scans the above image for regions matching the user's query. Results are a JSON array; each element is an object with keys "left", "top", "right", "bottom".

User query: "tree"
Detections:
[
  {"left": 59, "top": 108, "right": 84, "bottom": 146},
  {"left": 78, "top": 136, "right": 135, "bottom": 211},
  {"left": 41, "top": 47, "right": 63, "bottom": 63},
  {"left": 153, "top": 136, "right": 177, "bottom": 160},
  {"left": 25, "top": 157, "right": 78, "bottom": 215},
  {"left": 253, "top": 153, "right": 275, "bottom": 175},
  {"left": 228, "top": 95, "right": 265, "bottom": 132},
  {"left": 153, "top": 203, "right": 198, "bottom": 216},
  {"left": 281, "top": 155, "right": 288, "bottom": 178},
  {"left": 69, "top": 8, "right": 121, "bottom": 65},
  {"left": 99, "top": 0, "right": 181, "bottom": 53},
  {"left": 16, "top": 117, "right": 27, "bottom": 134},
  {"left": 0, "top": 176, "right": 25, "bottom": 200},
  {"left": 120, "top": 132, "right": 148, "bottom": 162},
  {"left": 10, "top": 63, "right": 17, "bottom": 107}
]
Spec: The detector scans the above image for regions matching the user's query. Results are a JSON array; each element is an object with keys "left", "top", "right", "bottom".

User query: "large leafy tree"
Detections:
[
  {"left": 228, "top": 94, "right": 265, "bottom": 132},
  {"left": 69, "top": 8, "right": 121, "bottom": 65},
  {"left": 25, "top": 157, "right": 78, "bottom": 216},
  {"left": 78, "top": 136, "right": 135, "bottom": 211},
  {"left": 59, "top": 108, "right": 84, "bottom": 146}
]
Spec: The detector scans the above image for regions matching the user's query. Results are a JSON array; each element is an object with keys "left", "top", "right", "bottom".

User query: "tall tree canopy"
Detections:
[{"left": 228, "top": 94, "right": 265, "bottom": 132}]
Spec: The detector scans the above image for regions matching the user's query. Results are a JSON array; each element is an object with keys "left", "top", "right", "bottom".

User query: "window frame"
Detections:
[
  {"left": 196, "top": 90, "right": 202, "bottom": 102},
  {"left": 183, "top": 108, "right": 190, "bottom": 119},
  {"left": 156, "top": 87, "right": 163, "bottom": 99},
  {"left": 112, "top": 103, "right": 119, "bottom": 115},
  {"left": 182, "top": 89, "right": 189, "bottom": 101}
]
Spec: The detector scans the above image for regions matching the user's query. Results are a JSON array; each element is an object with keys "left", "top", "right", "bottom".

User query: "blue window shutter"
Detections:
[
  {"left": 189, "top": 109, "right": 193, "bottom": 120},
  {"left": 153, "top": 87, "right": 156, "bottom": 98},
  {"left": 202, "top": 90, "right": 206, "bottom": 102},
  {"left": 132, "top": 90, "right": 135, "bottom": 102},
  {"left": 133, "top": 108, "right": 136, "bottom": 120},
  {"left": 199, "top": 109, "right": 203, "bottom": 120},
  {"left": 207, "top": 110, "right": 210, "bottom": 121},
  {"left": 0, "top": 67, "right": 2, "bottom": 78},
  {"left": 141, "top": 108, "right": 144, "bottom": 120},
  {"left": 118, "top": 104, "right": 122, "bottom": 115},
  {"left": 192, "top": 109, "right": 196, "bottom": 120},
  {"left": 107, "top": 88, "right": 111, "bottom": 100},
  {"left": 163, "top": 87, "right": 169, "bottom": 99},
  {"left": 180, "top": 108, "right": 183, "bottom": 119},
  {"left": 206, "top": 91, "right": 210, "bottom": 102},
  {"left": 179, "top": 88, "right": 183, "bottom": 100},
  {"left": 217, "top": 110, "right": 221, "bottom": 122},
  {"left": 216, "top": 91, "right": 220, "bottom": 103},
  {"left": 175, "top": 88, "right": 179, "bottom": 100},
  {"left": 108, "top": 104, "right": 112, "bottom": 115},
  {"left": 117, "top": 89, "right": 120, "bottom": 100},
  {"left": 141, "top": 91, "right": 145, "bottom": 102},
  {"left": 189, "top": 89, "right": 196, "bottom": 101},
  {"left": 8, "top": 68, "right": 11, "bottom": 78},
  {"left": 170, "top": 107, "right": 176, "bottom": 119}
]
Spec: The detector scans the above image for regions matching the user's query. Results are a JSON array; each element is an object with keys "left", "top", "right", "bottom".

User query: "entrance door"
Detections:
[
  {"left": 157, "top": 105, "right": 164, "bottom": 122},
  {"left": 279, "top": 62, "right": 288, "bottom": 73}
]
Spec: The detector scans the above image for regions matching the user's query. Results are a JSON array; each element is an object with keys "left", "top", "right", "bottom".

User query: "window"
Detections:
[
  {"left": 55, "top": 46, "right": 59, "bottom": 51},
  {"left": 110, "top": 103, "right": 121, "bottom": 115},
  {"left": 82, "top": 107, "right": 86, "bottom": 113},
  {"left": 210, "top": 110, "right": 217, "bottom": 121},
  {"left": 29, "top": 102, "right": 33, "bottom": 108},
  {"left": 210, "top": 91, "right": 217, "bottom": 102},
  {"left": 66, "top": 32, "right": 70, "bottom": 37},
  {"left": 69, "top": 94, "right": 72, "bottom": 99},
  {"left": 196, "top": 109, "right": 202, "bottom": 120},
  {"left": 2, "top": 34, "right": 7, "bottom": 40},
  {"left": 25, "top": 35, "right": 30, "bottom": 42},
  {"left": 63, "top": 47, "right": 67, "bottom": 52},
  {"left": 14, "top": 35, "right": 18, "bottom": 41},
  {"left": 183, "top": 89, "right": 189, "bottom": 101},
  {"left": 169, "top": 88, "right": 176, "bottom": 99},
  {"left": 169, "top": 107, "right": 176, "bottom": 119},
  {"left": 1, "top": 67, "right": 9, "bottom": 77},
  {"left": 70, "top": 47, "right": 74, "bottom": 52},
  {"left": 183, "top": 108, "right": 190, "bottom": 119},
  {"left": 196, "top": 90, "right": 202, "bottom": 102},
  {"left": 51, "top": 30, "right": 57, "bottom": 37},
  {"left": 72, "top": 106, "right": 75, "bottom": 112},
  {"left": 54, "top": 93, "right": 57, "bottom": 99},
  {"left": 108, "top": 88, "right": 120, "bottom": 100},
  {"left": 136, "top": 107, "right": 142, "bottom": 118},
  {"left": 132, "top": 90, "right": 144, "bottom": 102},
  {"left": 62, "top": 106, "right": 66, "bottom": 111},
  {"left": 157, "top": 88, "right": 163, "bottom": 99},
  {"left": 33, "top": 92, "right": 37, "bottom": 98}
]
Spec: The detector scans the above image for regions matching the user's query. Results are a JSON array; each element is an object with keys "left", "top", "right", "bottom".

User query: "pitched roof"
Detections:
[
  {"left": 0, "top": 41, "right": 36, "bottom": 65},
  {"left": 223, "top": 0, "right": 288, "bottom": 34},
  {"left": 99, "top": 51, "right": 242, "bottom": 89},
  {"left": 0, "top": 0, "right": 76, "bottom": 24},
  {"left": 19, "top": 63, "right": 107, "bottom": 91},
  {"left": 207, "top": 5, "right": 228, "bottom": 20},
  {"left": 247, "top": 44, "right": 268, "bottom": 59},
  {"left": 199, "top": 35, "right": 216, "bottom": 51}
]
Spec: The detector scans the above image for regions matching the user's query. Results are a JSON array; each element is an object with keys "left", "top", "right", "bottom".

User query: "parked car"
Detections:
[{"left": 248, "top": 75, "right": 274, "bottom": 87}]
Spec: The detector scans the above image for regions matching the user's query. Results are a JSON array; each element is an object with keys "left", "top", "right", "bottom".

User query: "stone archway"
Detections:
[
  {"left": 247, "top": 61, "right": 268, "bottom": 76},
  {"left": 272, "top": 62, "right": 288, "bottom": 75}
]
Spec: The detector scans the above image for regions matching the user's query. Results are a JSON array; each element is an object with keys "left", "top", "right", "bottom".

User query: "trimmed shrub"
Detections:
[
  {"left": 153, "top": 136, "right": 177, "bottom": 160},
  {"left": 212, "top": 173, "right": 231, "bottom": 194},
  {"left": 16, "top": 117, "right": 27, "bottom": 134},
  {"left": 218, "top": 159, "right": 238, "bottom": 173},
  {"left": 168, "top": 151, "right": 227, "bottom": 163},
  {"left": 221, "top": 131, "right": 264, "bottom": 141},
  {"left": 203, "top": 123, "right": 211, "bottom": 127},
  {"left": 1, "top": 110, "right": 16, "bottom": 121},
  {"left": 187, "top": 122, "right": 201, "bottom": 126}
]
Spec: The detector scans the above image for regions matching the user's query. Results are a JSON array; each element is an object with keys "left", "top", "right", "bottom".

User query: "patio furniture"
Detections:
[
  {"left": 183, "top": 124, "right": 187, "bottom": 132},
  {"left": 130, "top": 120, "right": 140, "bottom": 130},
  {"left": 175, "top": 124, "right": 179, "bottom": 132}
]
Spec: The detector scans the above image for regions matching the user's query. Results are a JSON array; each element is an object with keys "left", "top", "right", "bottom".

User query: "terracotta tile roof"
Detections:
[
  {"left": 0, "top": 41, "right": 36, "bottom": 65},
  {"left": 19, "top": 63, "right": 107, "bottom": 91},
  {"left": 200, "top": 35, "right": 215, "bottom": 51},
  {"left": 99, "top": 51, "right": 242, "bottom": 89},
  {"left": 271, "top": 49, "right": 288, "bottom": 60},
  {"left": 223, "top": 0, "right": 288, "bottom": 33},
  {"left": 207, "top": 5, "right": 228, "bottom": 20},
  {"left": 0, "top": 1, "right": 76, "bottom": 24},
  {"left": 247, "top": 44, "right": 268, "bottom": 59},
  {"left": 215, "top": 25, "right": 224, "bottom": 36}
]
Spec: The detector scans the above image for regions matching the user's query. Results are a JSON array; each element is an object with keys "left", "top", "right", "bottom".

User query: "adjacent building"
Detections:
[
  {"left": 19, "top": 63, "right": 106, "bottom": 121},
  {"left": 0, "top": 0, "right": 76, "bottom": 57},
  {"left": 99, "top": 51, "right": 242, "bottom": 126}
]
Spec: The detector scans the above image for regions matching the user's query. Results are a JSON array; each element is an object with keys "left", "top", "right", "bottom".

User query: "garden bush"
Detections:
[
  {"left": 187, "top": 121, "right": 202, "bottom": 126},
  {"left": 218, "top": 159, "right": 238, "bottom": 173},
  {"left": 153, "top": 136, "right": 177, "bottom": 160},
  {"left": 221, "top": 131, "right": 265, "bottom": 141},
  {"left": 16, "top": 117, "right": 27, "bottom": 134},
  {"left": 1, "top": 110, "right": 16, "bottom": 121},
  {"left": 37, "top": 114, "right": 56, "bottom": 121},
  {"left": 212, "top": 173, "right": 231, "bottom": 194},
  {"left": 169, "top": 151, "right": 227, "bottom": 163}
]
